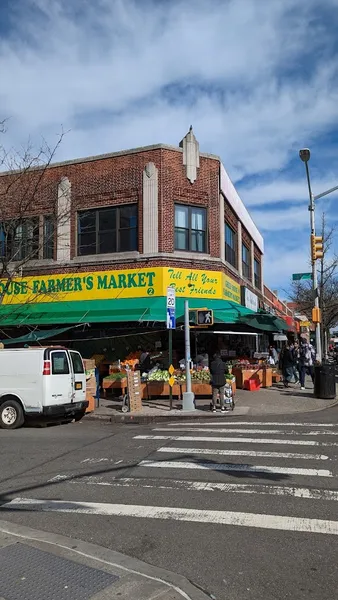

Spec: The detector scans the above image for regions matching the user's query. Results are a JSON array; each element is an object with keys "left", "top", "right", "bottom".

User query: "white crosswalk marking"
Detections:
[
  {"left": 4, "top": 498, "right": 338, "bottom": 536},
  {"left": 135, "top": 434, "right": 337, "bottom": 446},
  {"left": 153, "top": 427, "right": 338, "bottom": 435},
  {"left": 3, "top": 420, "right": 338, "bottom": 538},
  {"left": 155, "top": 446, "right": 329, "bottom": 460},
  {"left": 138, "top": 460, "right": 332, "bottom": 477}
]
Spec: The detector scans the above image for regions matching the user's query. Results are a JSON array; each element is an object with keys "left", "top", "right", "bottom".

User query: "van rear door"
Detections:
[
  {"left": 47, "top": 350, "right": 73, "bottom": 406},
  {"left": 69, "top": 351, "right": 86, "bottom": 404}
]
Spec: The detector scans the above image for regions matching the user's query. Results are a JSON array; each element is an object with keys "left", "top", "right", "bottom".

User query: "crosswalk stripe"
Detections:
[
  {"left": 135, "top": 435, "right": 335, "bottom": 446},
  {"left": 138, "top": 460, "right": 333, "bottom": 477},
  {"left": 3, "top": 498, "right": 338, "bottom": 535},
  {"left": 170, "top": 422, "right": 337, "bottom": 428},
  {"left": 47, "top": 474, "right": 338, "bottom": 501},
  {"left": 156, "top": 447, "right": 329, "bottom": 460},
  {"left": 153, "top": 427, "right": 338, "bottom": 436}
]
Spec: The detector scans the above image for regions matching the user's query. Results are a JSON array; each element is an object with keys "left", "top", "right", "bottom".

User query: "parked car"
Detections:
[{"left": 0, "top": 346, "right": 88, "bottom": 429}]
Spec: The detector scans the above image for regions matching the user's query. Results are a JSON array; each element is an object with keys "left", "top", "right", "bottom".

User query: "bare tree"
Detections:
[
  {"left": 0, "top": 121, "right": 67, "bottom": 318},
  {"left": 289, "top": 213, "right": 338, "bottom": 348}
]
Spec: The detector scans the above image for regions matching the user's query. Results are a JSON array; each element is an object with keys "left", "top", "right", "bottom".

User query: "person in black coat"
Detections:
[
  {"left": 280, "top": 343, "right": 295, "bottom": 388},
  {"left": 209, "top": 353, "right": 227, "bottom": 413}
]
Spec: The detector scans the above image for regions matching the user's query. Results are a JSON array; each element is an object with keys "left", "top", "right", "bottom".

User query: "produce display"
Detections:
[
  {"left": 104, "top": 372, "right": 127, "bottom": 381},
  {"left": 148, "top": 369, "right": 170, "bottom": 382}
]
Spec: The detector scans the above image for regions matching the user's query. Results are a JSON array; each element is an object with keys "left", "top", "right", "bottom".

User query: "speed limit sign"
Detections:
[{"left": 166, "top": 287, "right": 176, "bottom": 329}]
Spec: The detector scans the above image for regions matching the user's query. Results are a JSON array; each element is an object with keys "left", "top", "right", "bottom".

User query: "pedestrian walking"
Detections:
[
  {"left": 299, "top": 339, "right": 315, "bottom": 390},
  {"left": 210, "top": 353, "right": 227, "bottom": 413},
  {"left": 292, "top": 340, "right": 300, "bottom": 384},
  {"left": 280, "top": 343, "right": 295, "bottom": 388}
]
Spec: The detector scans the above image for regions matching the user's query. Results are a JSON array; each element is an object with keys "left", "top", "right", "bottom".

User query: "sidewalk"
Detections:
[
  {"left": 86, "top": 380, "right": 338, "bottom": 424},
  {"left": 0, "top": 519, "right": 209, "bottom": 600}
]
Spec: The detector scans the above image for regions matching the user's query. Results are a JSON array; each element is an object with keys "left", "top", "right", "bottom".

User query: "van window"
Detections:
[
  {"left": 51, "top": 351, "right": 70, "bottom": 375},
  {"left": 70, "top": 352, "right": 84, "bottom": 374}
]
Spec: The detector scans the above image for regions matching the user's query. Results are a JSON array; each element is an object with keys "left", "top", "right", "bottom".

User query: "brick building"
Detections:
[{"left": 0, "top": 127, "right": 293, "bottom": 356}]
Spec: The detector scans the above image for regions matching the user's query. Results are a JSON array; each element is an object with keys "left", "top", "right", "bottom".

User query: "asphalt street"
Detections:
[{"left": 1, "top": 408, "right": 338, "bottom": 600}]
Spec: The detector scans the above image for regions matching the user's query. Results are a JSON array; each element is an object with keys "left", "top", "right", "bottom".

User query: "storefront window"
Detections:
[
  {"left": 77, "top": 205, "right": 138, "bottom": 256},
  {"left": 225, "top": 223, "right": 236, "bottom": 267},
  {"left": 242, "top": 243, "right": 250, "bottom": 280},
  {"left": 254, "top": 258, "right": 261, "bottom": 289},
  {"left": 175, "top": 205, "right": 207, "bottom": 253}
]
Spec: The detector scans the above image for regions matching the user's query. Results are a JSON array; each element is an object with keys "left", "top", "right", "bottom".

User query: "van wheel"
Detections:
[
  {"left": 74, "top": 411, "right": 86, "bottom": 422},
  {"left": 0, "top": 399, "right": 24, "bottom": 430}
]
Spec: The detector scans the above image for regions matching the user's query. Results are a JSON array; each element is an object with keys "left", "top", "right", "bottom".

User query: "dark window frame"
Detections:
[
  {"left": 77, "top": 204, "right": 138, "bottom": 256},
  {"left": 174, "top": 204, "right": 207, "bottom": 253},
  {"left": 43, "top": 215, "right": 55, "bottom": 260},
  {"left": 0, "top": 217, "right": 39, "bottom": 262},
  {"left": 254, "top": 257, "right": 261, "bottom": 289},
  {"left": 242, "top": 243, "right": 251, "bottom": 280},
  {"left": 225, "top": 223, "right": 237, "bottom": 268}
]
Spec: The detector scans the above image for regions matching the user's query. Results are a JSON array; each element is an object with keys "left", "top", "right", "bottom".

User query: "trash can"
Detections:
[{"left": 314, "top": 363, "right": 336, "bottom": 399}]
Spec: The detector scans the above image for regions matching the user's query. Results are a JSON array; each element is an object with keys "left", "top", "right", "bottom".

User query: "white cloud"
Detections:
[{"left": 1, "top": 0, "right": 338, "bottom": 289}]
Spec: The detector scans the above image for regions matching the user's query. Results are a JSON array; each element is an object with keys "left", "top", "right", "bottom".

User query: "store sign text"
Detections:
[{"left": 0, "top": 267, "right": 241, "bottom": 305}]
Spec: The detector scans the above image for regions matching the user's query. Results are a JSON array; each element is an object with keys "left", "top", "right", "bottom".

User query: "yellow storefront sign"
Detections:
[{"left": 0, "top": 267, "right": 240, "bottom": 305}]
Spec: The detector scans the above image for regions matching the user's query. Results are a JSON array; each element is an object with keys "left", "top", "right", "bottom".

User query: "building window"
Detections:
[
  {"left": 43, "top": 215, "right": 54, "bottom": 260},
  {"left": 77, "top": 205, "right": 138, "bottom": 256},
  {"left": 225, "top": 223, "right": 236, "bottom": 268},
  {"left": 242, "top": 243, "right": 250, "bottom": 280},
  {"left": 174, "top": 205, "right": 207, "bottom": 253},
  {"left": 254, "top": 258, "right": 261, "bottom": 289},
  {"left": 0, "top": 218, "right": 39, "bottom": 261}
]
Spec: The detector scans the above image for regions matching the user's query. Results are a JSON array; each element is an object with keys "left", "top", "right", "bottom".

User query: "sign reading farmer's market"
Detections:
[{"left": 0, "top": 267, "right": 241, "bottom": 305}]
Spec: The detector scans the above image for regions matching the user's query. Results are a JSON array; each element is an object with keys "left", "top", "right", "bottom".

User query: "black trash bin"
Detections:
[{"left": 314, "top": 363, "right": 336, "bottom": 399}]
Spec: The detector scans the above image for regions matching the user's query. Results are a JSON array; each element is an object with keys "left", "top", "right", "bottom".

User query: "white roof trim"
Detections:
[{"left": 220, "top": 164, "right": 264, "bottom": 253}]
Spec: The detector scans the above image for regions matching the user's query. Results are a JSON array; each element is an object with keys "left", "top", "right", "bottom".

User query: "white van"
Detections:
[{"left": 0, "top": 347, "right": 88, "bottom": 429}]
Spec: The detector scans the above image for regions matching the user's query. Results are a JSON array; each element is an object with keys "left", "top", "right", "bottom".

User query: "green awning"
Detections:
[
  {"left": 1, "top": 326, "right": 74, "bottom": 345},
  {"left": 240, "top": 313, "right": 288, "bottom": 332},
  {"left": 0, "top": 297, "right": 254, "bottom": 327}
]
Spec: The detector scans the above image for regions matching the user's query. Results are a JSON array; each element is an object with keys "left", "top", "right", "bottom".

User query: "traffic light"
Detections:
[
  {"left": 197, "top": 309, "right": 213, "bottom": 326},
  {"left": 312, "top": 307, "right": 321, "bottom": 323},
  {"left": 311, "top": 235, "right": 323, "bottom": 262}
]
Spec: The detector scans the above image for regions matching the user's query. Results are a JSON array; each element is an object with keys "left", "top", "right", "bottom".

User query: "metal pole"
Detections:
[
  {"left": 168, "top": 328, "right": 173, "bottom": 410},
  {"left": 304, "top": 161, "right": 322, "bottom": 363},
  {"left": 182, "top": 299, "right": 195, "bottom": 410},
  {"left": 184, "top": 300, "right": 192, "bottom": 393}
]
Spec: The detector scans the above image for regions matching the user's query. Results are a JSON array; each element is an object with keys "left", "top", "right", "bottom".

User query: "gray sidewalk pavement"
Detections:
[
  {"left": 0, "top": 519, "right": 209, "bottom": 600},
  {"left": 86, "top": 380, "right": 338, "bottom": 424}
]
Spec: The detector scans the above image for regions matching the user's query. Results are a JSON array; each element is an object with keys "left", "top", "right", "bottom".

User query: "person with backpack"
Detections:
[{"left": 299, "top": 338, "right": 315, "bottom": 390}]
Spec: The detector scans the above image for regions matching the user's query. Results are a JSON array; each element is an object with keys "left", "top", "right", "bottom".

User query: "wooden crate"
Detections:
[{"left": 147, "top": 382, "right": 181, "bottom": 399}]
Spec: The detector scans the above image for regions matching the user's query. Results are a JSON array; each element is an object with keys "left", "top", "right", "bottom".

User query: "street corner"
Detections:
[{"left": 0, "top": 520, "right": 210, "bottom": 600}]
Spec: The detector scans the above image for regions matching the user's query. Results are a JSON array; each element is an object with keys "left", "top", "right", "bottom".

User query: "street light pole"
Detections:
[{"left": 299, "top": 149, "right": 322, "bottom": 363}]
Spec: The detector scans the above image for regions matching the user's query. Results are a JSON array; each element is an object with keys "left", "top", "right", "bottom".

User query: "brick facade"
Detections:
[{"left": 0, "top": 132, "right": 265, "bottom": 304}]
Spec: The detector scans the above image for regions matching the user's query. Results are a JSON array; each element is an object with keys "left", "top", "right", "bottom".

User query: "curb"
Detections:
[
  {"left": 0, "top": 519, "right": 210, "bottom": 600},
  {"left": 85, "top": 397, "right": 338, "bottom": 424}
]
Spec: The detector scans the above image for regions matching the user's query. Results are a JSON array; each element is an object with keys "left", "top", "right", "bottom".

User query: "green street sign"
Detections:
[{"left": 292, "top": 273, "right": 313, "bottom": 281}]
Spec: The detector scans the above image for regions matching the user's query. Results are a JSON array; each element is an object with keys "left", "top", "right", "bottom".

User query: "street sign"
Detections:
[
  {"left": 292, "top": 273, "right": 312, "bottom": 281},
  {"left": 166, "top": 287, "right": 176, "bottom": 329}
]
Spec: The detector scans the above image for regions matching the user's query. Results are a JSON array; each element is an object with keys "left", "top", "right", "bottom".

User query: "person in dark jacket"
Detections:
[
  {"left": 280, "top": 343, "right": 295, "bottom": 388},
  {"left": 209, "top": 353, "right": 227, "bottom": 413}
]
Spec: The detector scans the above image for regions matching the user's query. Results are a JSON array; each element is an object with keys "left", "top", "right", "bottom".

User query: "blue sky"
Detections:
[{"left": 1, "top": 0, "right": 338, "bottom": 295}]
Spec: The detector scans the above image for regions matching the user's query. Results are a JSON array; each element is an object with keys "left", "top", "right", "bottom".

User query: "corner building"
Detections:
[{"left": 0, "top": 128, "right": 265, "bottom": 325}]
